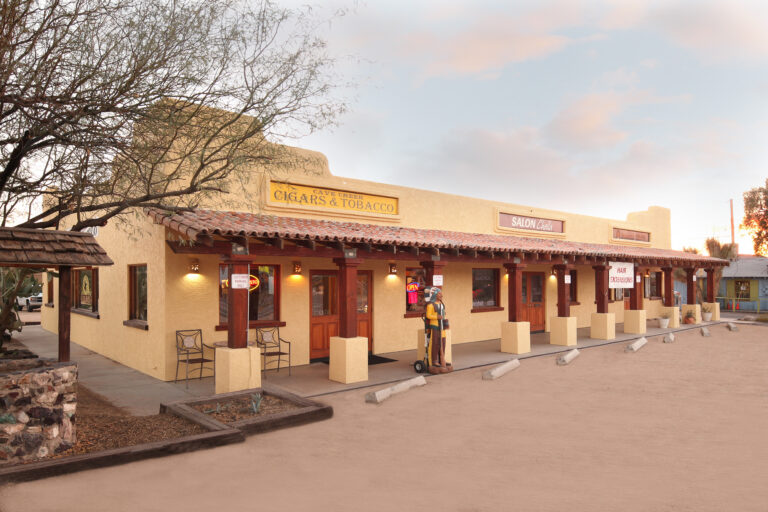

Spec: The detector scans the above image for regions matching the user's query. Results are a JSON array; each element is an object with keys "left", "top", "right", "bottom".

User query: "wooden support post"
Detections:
[
  {"left": 420, "top": 260, "right": 447, "bottom": 288},
  {"left": 57, "top": 266, "right": 71, "bottom": 362},
  {"left": 630, "top": 267, "right": 643, "bottom": 310},
  {"left": 705, "top": 268, "right": 716, "bottom": 303},
  {"left": 226, "top": 261, "right": 250, "bottom": 349},
  {"left": 592, "top": 264, "right": 611, "bottom": 314},
  {"left": 503, "top": 263, "right": 526, "bottom": 322},
  {"left": 685, "top": 268, "right": 697, "bottom": 305},
  {"left": 334, "top": 258, "right": 362, "bottom": 338},
  {"left": 662, "top": 267, "right": 674, "bottom": 307},
  {"left": 553, "top": 264, "right": 571, "bottom": 317}
]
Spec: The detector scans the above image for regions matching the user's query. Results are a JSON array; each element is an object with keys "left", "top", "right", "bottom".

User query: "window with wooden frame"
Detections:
[
  {"left": 735, "top": 280, "right": 750, "bottom": 299},
  {"left": 72, "top": 267, "right": 98, "bottom": 316},
  {"left": 569, "top": 270, "right": 578, "bottom": 304},
  {"left": 472, "top": 268, "right": 501, "bottom": 311},
  {"left": 645, "top": 272, "right": 661, "bottom": 299},
  {"left": 128, "top": 265, "right": 148, "bottom": 323},
  {"left": 613, "top": 228, "right": 650, "bottom": 243},
  {"left": 217, "top": 264, "right": 282, "bottom": 329}
]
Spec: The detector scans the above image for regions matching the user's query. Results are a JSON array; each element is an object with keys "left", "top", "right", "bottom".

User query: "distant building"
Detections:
[{"left": 719, "top": 255, "right": 768, "bottom": 312}]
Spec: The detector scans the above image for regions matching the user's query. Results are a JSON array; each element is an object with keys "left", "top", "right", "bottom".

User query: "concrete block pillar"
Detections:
[
  {"left": 329, "top": 336, "right": 368, "bottom": 384},
  {"left": 550, "top": 316, "right": 577, "bottom": 346},
  {"left": 624, "top": 310, "right": 646, "bottom": 334},
  {"left": 702, "top": 302, "right": 720, "bottom": 321},
  {"left": 590, "top": 312, "right": 615, "bottom": 340},
  {"left": 500, "top": 322, "right": 531, "bottom": 354},
  {"left": 663, "top": 306, "right": 680, "bottom": 328},
  {"left": 215, "top": 346, "right": 262, "bottom": 394}
]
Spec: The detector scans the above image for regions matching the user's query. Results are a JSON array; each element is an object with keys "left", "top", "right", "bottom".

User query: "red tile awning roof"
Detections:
[
  {"left": 148, "top": 209, "right": 728, "bottom": 267},
  {"left": 0, "top": 228, "right": 113, "bottom": 267}
]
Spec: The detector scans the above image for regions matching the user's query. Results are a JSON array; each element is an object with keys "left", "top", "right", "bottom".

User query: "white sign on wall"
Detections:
[
  {"left": 564, "top": 275, "right": 571, "bottom": 284},
  {"left": 636, "top": 275, "right": 642, "bottom": 283},
  {"left": 230, "top": 274, "right": 250, "bottom": 289},
  {"left": 432, "top": 275, "right": 444, "bottom": 286},
  {"left": 609, "top": 262, "right": 634, "bottom": 289}
]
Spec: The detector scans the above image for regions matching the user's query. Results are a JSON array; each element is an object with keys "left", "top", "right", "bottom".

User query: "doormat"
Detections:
[{"left": 312, "top": 354, "right": 397, "bottom": 365}]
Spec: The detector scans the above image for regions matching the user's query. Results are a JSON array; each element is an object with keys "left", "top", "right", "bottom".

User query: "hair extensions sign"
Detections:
[
  {"left": 608, "top": 262, "right": 634, "bottom": 289},
  {"left": 499, "top": 212, "right": 564, "bottom": 233},
  {"left": 270, "top": 181, "right": 399, "bottom": 215}
]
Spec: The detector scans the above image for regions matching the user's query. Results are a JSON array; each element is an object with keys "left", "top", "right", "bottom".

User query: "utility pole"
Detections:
[{"left": 730, "top": 199, "right": 735, "bottom": 245}]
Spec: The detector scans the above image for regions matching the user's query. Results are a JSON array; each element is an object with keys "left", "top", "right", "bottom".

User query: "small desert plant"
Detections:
[{"left": 702, "top": 304, "right": 712, "bottom": 313}]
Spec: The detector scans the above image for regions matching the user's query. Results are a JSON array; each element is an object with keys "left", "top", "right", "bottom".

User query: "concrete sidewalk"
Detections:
[
  {"left": 13, "top": 319, "right": 728, "bottom": 416},
  {"left": 16, "top": 326, "right": 202, "bottom": 416}
]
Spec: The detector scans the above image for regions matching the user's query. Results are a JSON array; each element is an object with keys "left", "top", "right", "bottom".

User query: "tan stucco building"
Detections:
[{"left": 40, "top": 142, "right": 727, "bottom": 390}]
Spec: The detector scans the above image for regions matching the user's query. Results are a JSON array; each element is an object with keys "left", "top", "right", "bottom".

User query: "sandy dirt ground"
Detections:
[{"left": 2, "top": 323, "right": 768, "bottom": 512}]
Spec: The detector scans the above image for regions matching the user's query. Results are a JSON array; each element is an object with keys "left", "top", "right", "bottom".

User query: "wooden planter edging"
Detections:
[
  {"left": 0, "top": 384, "right": 330, "bottom": 483},
  {"left": 161, "top": 382, "right": 334, "bottom": 437},
  {"left": 0, "top": 428, "right": 244, "bottom": 484}
]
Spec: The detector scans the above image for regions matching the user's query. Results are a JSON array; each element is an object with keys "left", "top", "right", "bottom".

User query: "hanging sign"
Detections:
[
  {"left": 432, "top": 275, "right": 444, "bottom": 286},
  {"left": 609, "top": 262, "right": 634, "bottom": 289},
  {"left": 231, "top": 274, "right": 250, "bottom": 289}
]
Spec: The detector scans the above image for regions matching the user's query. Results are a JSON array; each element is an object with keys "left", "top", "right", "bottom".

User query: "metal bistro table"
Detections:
[{"left": 212, "top": 340, "right": 258, "bottom": 348}]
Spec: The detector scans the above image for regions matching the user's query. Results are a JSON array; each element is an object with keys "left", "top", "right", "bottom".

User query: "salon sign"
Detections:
[
  {"left": 608, "top": 262, "right": 634, "bottom": 289},
  {"left": 499, "top": 212, "right": 564, "bottom": 233},
  {"left": 270, "top": 181, "right": 399, "bottom": 216}
]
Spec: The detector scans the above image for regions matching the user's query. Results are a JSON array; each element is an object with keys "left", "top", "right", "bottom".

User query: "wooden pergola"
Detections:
[{"left": 0, "top": 228, "right": 113, "bottom": 361}]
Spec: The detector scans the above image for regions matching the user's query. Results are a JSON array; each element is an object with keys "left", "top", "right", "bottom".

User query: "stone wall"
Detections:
[{"left": 0, "top": 362, "right": 77, "bottom": 464}]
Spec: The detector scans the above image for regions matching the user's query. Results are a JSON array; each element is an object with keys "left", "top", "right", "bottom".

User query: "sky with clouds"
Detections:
[{"left": 287, "top": 0, "right": 768, "bottom": 254}]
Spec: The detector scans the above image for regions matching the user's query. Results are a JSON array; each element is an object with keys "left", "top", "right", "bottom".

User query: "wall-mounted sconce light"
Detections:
[
  {"left": 551, "top": 269, "right": 557, "bottom": 276},
  {"left": 388, "top": 263, "right": 397, "bottom": 275},
  {"left": 644, "top": 269, "right": 650, "bottom": 277},
  {"left": 188, "top": 258, "right": 200, "bottom": 274},
  {"left": 343, "top": 247, "right": 358, "bottom": 259},
  {"left": 292, "top": 261, "right": 302, "bottom": 275}
]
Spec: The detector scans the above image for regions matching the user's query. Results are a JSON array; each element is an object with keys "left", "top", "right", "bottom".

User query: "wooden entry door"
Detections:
[
  {"left": 310, "top": 271, "right": 339, "bottom": 359},
  {"left": 356, "top": 271, "right": 373, "bottom": 351},
  {"left": 310, "top": 270, "right": 374, "bottom": 359},
  {"left": 521, "top": 272, "right": 546, "bottom": 332}
]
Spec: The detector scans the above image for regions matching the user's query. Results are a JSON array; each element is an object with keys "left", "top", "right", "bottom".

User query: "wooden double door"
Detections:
[
  {"left": 309, "top": 270, "right": 373, "bottom": 360},
  {"left": 520, "top": 272, "right": 546, "bottom": 332}
]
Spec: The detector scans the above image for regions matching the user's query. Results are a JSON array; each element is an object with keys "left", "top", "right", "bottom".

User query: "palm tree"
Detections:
[{"left": 702, "top": 238, "right": 737, "bottom": 301}]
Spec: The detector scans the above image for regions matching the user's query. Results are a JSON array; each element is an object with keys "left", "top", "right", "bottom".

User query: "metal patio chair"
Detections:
[
  {"left": 175, "top": 329, "right": 215, "bottom": 387},
  {"left": 255, "top": 326, "right": 291, "bottom": 377}
]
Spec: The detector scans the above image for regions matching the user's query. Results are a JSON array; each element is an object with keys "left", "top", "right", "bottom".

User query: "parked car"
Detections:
[{"left": 16, "top": 293, "right": 43, "bottom": 311}]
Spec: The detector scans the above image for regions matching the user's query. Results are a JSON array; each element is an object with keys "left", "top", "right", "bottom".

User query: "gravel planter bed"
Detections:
[
  {"left": 162, "top": 383, "right": 333, "bottom": 436},
  {"left": 0, "top": 385, "right": 243, "bottom": 483}
]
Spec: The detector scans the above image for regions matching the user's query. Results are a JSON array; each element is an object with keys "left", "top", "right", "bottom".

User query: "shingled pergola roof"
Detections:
[
  {"left": 148, "top": 209, "right": 728, "bottom": 268},
  {"left": 0, "top": 227, "right": 113, "bottom": 267}
]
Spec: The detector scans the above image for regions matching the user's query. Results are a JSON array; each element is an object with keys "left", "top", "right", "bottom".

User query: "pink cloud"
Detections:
[{"left": 545, "top": 93, "right": 627, "bottom": 150}]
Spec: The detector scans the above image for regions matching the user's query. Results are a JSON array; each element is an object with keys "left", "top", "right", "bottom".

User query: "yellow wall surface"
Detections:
[
  {"left": 197, "top": 144, "right": 671, "bottom": 250},
  {"left": 41, "top": 216, "right": 168, "bottom": 379}
]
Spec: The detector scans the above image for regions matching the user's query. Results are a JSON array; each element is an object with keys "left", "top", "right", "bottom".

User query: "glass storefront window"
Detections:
[
  {"left": 405, "top": 268, "right": 427, "bottom": 312},
  {"left": 472, "top": 269, "right": 498, "bottom": 308},
  {"left": 219, "top": 264, "right": 279, "bottom": 323}
]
